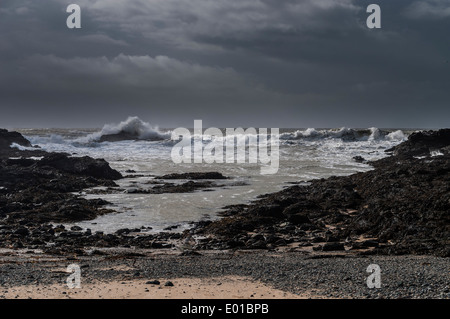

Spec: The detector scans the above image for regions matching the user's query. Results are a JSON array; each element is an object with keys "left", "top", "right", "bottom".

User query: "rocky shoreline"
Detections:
[
  {"left": 0, "top": 128, "right": 449, "bottom": 258},
  {"left": 191, "top": 129, "right": 450, "bottom": 257}
]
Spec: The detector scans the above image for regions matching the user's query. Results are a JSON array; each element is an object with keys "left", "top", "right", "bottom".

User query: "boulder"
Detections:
[
  {"left": 321, "top": 242, "right": 345, "bottom": 251},
  {"left": 98, "top": 131, "right": 141, "bottom": 142},
  {"left": 37, "top": 153, "right": 122, "bottom": 180},
  {"left": 159, "top": 172, "right": 227, "bottom": 180},
  {"left": 386, "top": 129, "right": 450, "bottom": 157},
  {"left": 282, "top": 203, "right": 312, "bottom": 224},
  {"left": 0, "top": 129, "right": 32, "bottom": 150}
]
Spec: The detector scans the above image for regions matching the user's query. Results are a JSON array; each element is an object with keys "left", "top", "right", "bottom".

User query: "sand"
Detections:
[{"left": 2, "top": 276, "right": 318, "bottom": 299}]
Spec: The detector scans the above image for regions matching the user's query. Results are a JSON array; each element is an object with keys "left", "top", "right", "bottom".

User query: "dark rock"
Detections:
[
  {"left": 386, "top": 129, "right": 450, "bottom": 157},
  {"left": 14, "top": 227, "right": 30, "bottom": 237},
  {"left": 163, "top": 225, "right": 180, "bottom": 231},
  {"left": 98, "top": 130, "right": 166, "bottom": 143},
  {"left": 287, "top": 213, "right": 311, "bottom": 225},
  {"left": 0, "top": 131, "right": 124, "bottom": 253},
  {"left": 37, "top": 153, "right": 122, "bottom": 180},
  {"left": 115, "top": 228, "right": 131, "bottom": 235},
  {"left": 132, "top": 180, "right": 227, "bottom": 194},
  {"left": 5, "top": 158, "right": 36, "bottom": 167},
  {"left": 150, "top": 242, "right": 165, "bottom": 248},
  {"left": 99, "top": 132, "right": 139, "bottom": 142},
  {"left": 225, "top": 240, "right": 245, "bottom": 248},
  {"left": 164, "top": 281, "right": 174, "bottom": 287},
  {"left": 249, "top": 204, "right": 284, "bottom": 218},
  {"left": 326, "top": 234, "right": 340, "bottom": 242},
  {"left": 361, "top": 240, "right": 379, "bottom": 248},
  {"left": 321, "top": 242, "right": 345, "bottom": 251},
  {"left": 282, "top": 203, "right": 312, "bottom": 224},
  {"left": 312, "top": 236, "right": 326, "bottom": 243},
  {"left": 274, "top": 238, "right": 287, "bottom": 246},
  {"left": 146, "top": 280, "right": 160, "bottom": 285},
  {"left": 353, "top": 156, "right": 367, "bottom": 163},
  {"left": 195, "top": 129, "right": 450, "bottom": 256},
  {"left": 158, "top": 172, "right": 227, "bottom": 180},
  {"left": 245, "top": 239, "right": 267, "bottom": 249},
  {"left": 0, "top": 129, "right": 32, "bottom": 150}
]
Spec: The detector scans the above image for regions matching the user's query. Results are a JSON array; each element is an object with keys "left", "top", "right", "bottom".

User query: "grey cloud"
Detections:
[
  {"left": 0, "top": 53, "right": 299, "bottom": 127},
  {"left": 15, "top": 54, "right": 253, "bottom": 90},
  {"left": 70, "top": 0, "right": 361, "bottom": 51},
  {"left": 0, "top": 0, "right": 449, "bottom": 128},
  {"left": 77, "top": 34, "right": 129, "bottom": 46},
  {"left": 403, "top": 0, "right": 450, "bottom": 19}
]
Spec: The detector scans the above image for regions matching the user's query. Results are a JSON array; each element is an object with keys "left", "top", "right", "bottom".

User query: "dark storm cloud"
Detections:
[
  {"left": 404, "top": 0, "right": 450, "bottom": 19},
  {"left": 0, "top": 0, "right": 449, "bottom": 128}
]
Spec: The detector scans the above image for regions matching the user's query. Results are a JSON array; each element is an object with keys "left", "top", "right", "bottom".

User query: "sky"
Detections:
[{"left": 0, "top": 0, "right": 449, "bottom": 129}]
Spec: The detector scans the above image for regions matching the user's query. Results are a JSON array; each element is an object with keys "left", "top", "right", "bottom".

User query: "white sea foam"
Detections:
[
  {"left": 430, "top": 150, "right": 444, "bottom": 157},
  {"left": 9, "top": 143, "right": 36, "bottom": 151},
  {"left": 368, "top": 127, "right": 382, "bottom": 141},
  {"left": 386, "top": 130, "right": 406, "bottom": 141}
]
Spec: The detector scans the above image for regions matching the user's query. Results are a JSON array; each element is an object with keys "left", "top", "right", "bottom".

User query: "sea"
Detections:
[{"left": 13, "top": 117, "right": 411, "bottom": 235}]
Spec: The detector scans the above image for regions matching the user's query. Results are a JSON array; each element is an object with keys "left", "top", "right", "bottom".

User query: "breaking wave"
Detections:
[
  {"left": 23, "top": 118, "right": 408, "bottom": 151},
  {"left": 280, "top": 127, "right": 406, "bottom": 142},
  {"left": 79, "top": 116, "right": 171, "bottom": 143}
]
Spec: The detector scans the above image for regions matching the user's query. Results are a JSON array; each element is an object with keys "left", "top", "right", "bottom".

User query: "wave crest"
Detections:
[{"left": 81, "top": 116, "right": 171, "bottom": 143}]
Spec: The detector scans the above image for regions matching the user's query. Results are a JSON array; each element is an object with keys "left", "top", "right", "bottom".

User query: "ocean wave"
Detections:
[
  {"left": 79, "top": 116, "right": 171, "bottom": 143},
  {"left": 280, "top": 127, "right": 407, "bottom": 142},
  {"left": 25, "top": 134, "right": 68, "bottom": 146},
  {"left": 385, "top": 130, "right": 406, "bottom": 141},
  {"left": 24, "top": 120, "right": 408, "bottom": 149}
]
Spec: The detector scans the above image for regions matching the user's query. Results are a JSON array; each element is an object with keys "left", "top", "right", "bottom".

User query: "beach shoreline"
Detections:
[{"left": 0, "top": 248, "right": 448, "bottom": 299}]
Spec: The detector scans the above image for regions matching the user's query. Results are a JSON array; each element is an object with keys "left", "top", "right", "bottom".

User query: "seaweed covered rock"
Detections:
[{"left": 386, "top": 129, "right": 450, "bottom": 157}]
